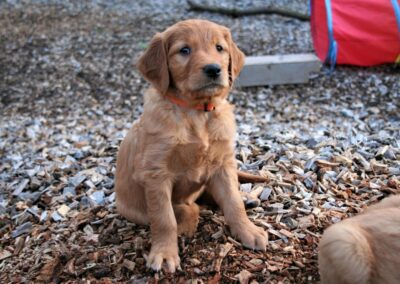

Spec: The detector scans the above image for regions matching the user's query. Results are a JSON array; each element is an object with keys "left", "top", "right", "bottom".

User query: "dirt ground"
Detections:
[{"left": 0, "top": 1, "right": 399, "bottom": 283}]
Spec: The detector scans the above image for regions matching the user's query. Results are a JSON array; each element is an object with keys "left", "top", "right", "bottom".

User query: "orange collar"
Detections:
[{"left": 165, "top": 95, "right": 216, "bottom": 112}]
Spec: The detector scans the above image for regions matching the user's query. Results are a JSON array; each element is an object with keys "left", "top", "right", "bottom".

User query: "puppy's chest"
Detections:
[
  {"left": 170, "top": 138, "right": 220, "bottom": 167},
  {"left": 168, "top": 127, "right": 231, "bottom": 178}
]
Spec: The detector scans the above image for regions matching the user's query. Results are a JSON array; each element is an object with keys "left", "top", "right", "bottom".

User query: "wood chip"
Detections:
[
  {"left": 235, "top": 269, "right": 253, "bottom": 284},
  {"left": 12, "top": 179, "right": 29, "bottom": 196},
  {"left": 0, "top": 250, "right": 12, "bottom": 261},
  {"left": 315, "top": 160, "right": 340, "bottom": 167},
  {"left": 57, "top": 204, "right": 70, "bottom": 217},
  {"left": 122, "top": 259, "right": 136, "bottom": 271},
  {"left": 279, "top": 229, "right": 294, "bottom": 238},
  {"left": 212, "top": 243, "right": 233, "bottom": 272}
]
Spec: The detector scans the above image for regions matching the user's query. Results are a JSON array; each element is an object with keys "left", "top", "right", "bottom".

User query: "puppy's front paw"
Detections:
[
  {"left": 231, "top": 222, "right": 268, "bottom": 251},
  {"left": 147, "top": 245, "right": 180, "bottom": 273}
]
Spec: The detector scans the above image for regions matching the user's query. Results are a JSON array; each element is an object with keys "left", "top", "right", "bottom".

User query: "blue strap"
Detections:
[
  {"left": 391, "top": 0, "right": 400, "bottom": 34},
  {"left": 324, "top": 0, "right": 338, "bottom": 71}
]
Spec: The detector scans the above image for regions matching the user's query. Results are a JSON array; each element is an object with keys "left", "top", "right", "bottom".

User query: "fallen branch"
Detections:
[
  {"left": 187, "top": 0, "right": 309, "bottom": 21},
  {"left": 238, "top": 171, "right": 269, "bottom": 183}
]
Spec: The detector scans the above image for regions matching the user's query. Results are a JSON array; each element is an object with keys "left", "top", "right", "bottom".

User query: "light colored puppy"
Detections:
[
  {"left": 319, "top": 195, "right": 400, "bottom": 284},
  {"left": 115, "top": 19, "right": 268, "bottom": 273}
]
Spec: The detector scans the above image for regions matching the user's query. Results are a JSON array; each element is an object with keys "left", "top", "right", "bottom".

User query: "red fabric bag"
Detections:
[{"left": 311, "top": 0, "right": 400, "bottom": 66}]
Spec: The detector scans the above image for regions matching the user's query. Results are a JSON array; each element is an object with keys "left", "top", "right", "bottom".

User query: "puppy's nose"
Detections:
[{"left": 203, "top": 64, "right": 221, "bottom": 79}]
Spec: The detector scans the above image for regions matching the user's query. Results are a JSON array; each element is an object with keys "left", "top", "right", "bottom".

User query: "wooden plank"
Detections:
[{"left": 235, "top": 53, "right": 321, "bottom": 87}]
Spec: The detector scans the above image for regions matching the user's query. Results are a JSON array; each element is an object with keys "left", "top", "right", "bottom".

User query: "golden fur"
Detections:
[
  {"left": 319, "top": 195, "right": 400, "bottom": 284},
  {"left": 115, "top": 19, "right": 268, "bottom": 273}
]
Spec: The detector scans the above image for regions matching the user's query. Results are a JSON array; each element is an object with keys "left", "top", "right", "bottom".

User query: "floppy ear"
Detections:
[
  {"left": 137, "top": 33, "right": 169, "bottom": 95},
  {"left": 225, "top": 30, "right": 245, "bottom": 86}
]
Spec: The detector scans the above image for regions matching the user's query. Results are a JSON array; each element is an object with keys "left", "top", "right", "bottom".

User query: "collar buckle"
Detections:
[{"left": 204, "top": 102, "right": 215, "bottom": 112}]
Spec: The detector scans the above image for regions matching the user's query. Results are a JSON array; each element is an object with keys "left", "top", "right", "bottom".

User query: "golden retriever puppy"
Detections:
[
  {"left": 115, "top": 19, "right": 268, "bottom": 273},
  {"left": 319, "top": 195, "right": 400, "bottom": 284}
]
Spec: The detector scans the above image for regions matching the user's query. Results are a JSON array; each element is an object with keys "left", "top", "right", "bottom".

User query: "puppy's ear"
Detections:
[
  {"left": 225, "top": 30, "right": 245, "bottom": 86},
  {"left": 137, "top": 33, "right": 169, "bottom": 95}
]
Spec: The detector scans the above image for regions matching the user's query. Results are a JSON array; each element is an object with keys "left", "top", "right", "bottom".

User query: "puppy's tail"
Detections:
[{"left": 318, "top": 222, "right": 373, "bottom": 284}]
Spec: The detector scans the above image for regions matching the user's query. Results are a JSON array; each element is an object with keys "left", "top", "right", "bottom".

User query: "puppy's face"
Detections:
[
  {"left": 167, "top": 22, "right": 230, "bottom": 99},
  {"left": 137, "top": 20, "right": 245, "bottom": 102}
]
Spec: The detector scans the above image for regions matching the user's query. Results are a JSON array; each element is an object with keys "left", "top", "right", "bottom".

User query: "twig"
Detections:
[
  {"left": 187, "top": 0, "right": 309, "bottom": 21},
  {"left": 212, "top": 242, "right": 233, "bottom": 272},
  {"left": 238, "top": 171, "right": 269, "bottom": 183}
]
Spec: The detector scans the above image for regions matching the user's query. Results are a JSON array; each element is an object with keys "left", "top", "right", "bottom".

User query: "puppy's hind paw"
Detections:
[{"left": 174, "top": 203, "right": 200, "bottom": 237}]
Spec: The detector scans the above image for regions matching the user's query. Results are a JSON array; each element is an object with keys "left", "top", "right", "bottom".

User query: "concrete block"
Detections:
[{"left": 236, "top": 53, "right": 321, "bottom": 87}]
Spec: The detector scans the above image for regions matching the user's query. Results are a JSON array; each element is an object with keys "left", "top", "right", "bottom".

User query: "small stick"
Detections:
[
  {"left": 212, "top": 243, "right": 233, "bottom": 272},
  {"left": 238, "top": 171, "right": 269, "bottom": 183}
]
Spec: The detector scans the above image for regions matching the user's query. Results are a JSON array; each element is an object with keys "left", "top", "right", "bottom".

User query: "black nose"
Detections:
[{"left": 203, "top": 64, "right": 221, "bottom": 79}]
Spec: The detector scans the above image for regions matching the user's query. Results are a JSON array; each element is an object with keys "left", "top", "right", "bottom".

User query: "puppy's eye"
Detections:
[
  {"left": 179, "top": 46, "right": 191, "bottom": 56},
  {"left": 216, "top": 44, "right": 223, "bottom": 52}
]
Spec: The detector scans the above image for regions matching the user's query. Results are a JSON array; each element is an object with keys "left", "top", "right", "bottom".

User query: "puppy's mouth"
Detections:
[{"left": 193, "top": 82, "right": 225, "bottom": 93}]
